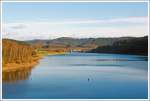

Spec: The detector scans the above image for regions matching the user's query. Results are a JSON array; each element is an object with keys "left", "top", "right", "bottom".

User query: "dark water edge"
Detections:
[{"left": 3, "top": 53, "right": 148, "bottom": 99}]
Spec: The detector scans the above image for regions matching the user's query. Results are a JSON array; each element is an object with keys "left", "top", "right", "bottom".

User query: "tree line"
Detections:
[
  {"left": 2, "top": 39, "right": 37, "bottom": 66},
  {"left": 90, "top": 36, "right": 148, "bottom": 55}
]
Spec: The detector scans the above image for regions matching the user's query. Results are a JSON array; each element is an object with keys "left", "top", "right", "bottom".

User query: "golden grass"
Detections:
[
  {"left": 3, "top": 62, "right": 38, "bottom": 72},
  {"left": 2, "top": 51, "right": 67, "bottom": 73}
]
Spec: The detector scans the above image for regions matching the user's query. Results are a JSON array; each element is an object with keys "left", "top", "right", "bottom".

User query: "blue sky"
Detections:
[{"left": 2, "top": 2, "right": 148, "bottom": 40}]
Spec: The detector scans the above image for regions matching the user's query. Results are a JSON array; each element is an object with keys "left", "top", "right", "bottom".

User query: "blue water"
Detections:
[{"left": 3, "top": 53, "right": 148, "bottom": 99}]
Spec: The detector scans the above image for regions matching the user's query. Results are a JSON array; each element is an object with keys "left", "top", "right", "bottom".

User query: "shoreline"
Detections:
[
  {"left": 89, "top": 52, "right": 148, "bottom": 56},
  {"left": 3, "top": 62, "right": 38, "bottom": 72},
  {"left": 2, "top": 52, "right": 67, "bottom": 73},
  {"left": 3, "top": 51, "right": 147, "bottom": 73}
]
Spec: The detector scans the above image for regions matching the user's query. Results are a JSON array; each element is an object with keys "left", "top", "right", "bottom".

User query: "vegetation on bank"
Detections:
[
  {"left": 2, "top": 39, "right": 66, "bottom": 72},
  {"left": 2, "top": 39, "right": 39, "bottom": 71},
  {"left": 3, "top": 39, "right": 37, "bottom": 65}
]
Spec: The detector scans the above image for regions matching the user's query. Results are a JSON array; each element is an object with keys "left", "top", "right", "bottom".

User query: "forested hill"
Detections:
[
  {"left": 2, "top": 39, "right": 37, "bottom": 66},
  {"left": 26, "top": 37, "right": 137, "bottom": 49},
  {"left": 90, "top": 36, "right": 148, "bottom": 55}
]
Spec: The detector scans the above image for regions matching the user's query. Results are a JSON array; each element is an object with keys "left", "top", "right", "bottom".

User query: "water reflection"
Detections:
[
  {"left": 3, "top": 53, "right": 148, "bottom": 99},
  {"left": 3, "top": 69, "right": 31, "bottom": 82}
]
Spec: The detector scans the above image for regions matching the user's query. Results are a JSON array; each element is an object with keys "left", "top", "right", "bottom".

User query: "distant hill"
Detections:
[
  {"left": 3, "top": 36, "right": 148, "bottom": 57},
  {"left": 26, "top": 36, "right": 137, "bottom": 50},
  {"left": 90, "top": 36, "right": 148, "bottom": 55}
]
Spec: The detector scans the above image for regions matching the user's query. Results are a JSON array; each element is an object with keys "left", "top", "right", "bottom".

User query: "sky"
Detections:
[{"left": 2, "top": 2, "right": 148, "bottom": 40}]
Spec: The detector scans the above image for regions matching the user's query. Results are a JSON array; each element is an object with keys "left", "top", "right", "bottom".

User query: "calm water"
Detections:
[{"left": 3, "top": 53, "right": 148, "bottom": 99}]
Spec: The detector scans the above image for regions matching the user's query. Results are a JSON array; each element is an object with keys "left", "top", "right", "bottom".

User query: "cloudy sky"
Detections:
[{"left": 2, "top": 2, "right": 148, "bottom": 40}]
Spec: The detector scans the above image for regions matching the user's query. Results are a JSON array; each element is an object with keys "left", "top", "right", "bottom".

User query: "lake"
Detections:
[{"left": 3, "top": 52, "right": 148, "bottom": 99}]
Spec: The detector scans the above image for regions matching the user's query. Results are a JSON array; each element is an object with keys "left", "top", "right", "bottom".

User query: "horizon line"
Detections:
[{"left": 2, "top": 35, "right": 148, "bottom": 41}]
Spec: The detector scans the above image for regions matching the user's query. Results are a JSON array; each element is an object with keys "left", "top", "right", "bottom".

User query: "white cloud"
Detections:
[{"left": 2, "top": 16, "right": 148, "bottom": 40}]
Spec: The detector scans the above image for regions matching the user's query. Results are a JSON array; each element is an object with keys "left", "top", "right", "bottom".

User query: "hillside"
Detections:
[
  {"left": 90, "top": 36, "right": 148, "bottom": 55},
  {"left": 2, "top": 39, "right": 37, "bottom": 67},
  {"left": 26, "top": 37, "right": 136, "bottom": 51},
  {"left": 2, "top": 39, "right": 67, "bottom": 74}
]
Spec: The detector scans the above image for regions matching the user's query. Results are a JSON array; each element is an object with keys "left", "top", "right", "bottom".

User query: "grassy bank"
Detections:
[
  {"left": 38, "top": 50, "right": 66, "bottom": 56},
  {"left": 3, "top": 51, "right": 67, "bottom": 73},
  {"left": 3, "top": 54, "right": 41, "bottom": 72},
  {"left": 2, "top": 39, "right": 68, "bottom": 73}
]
